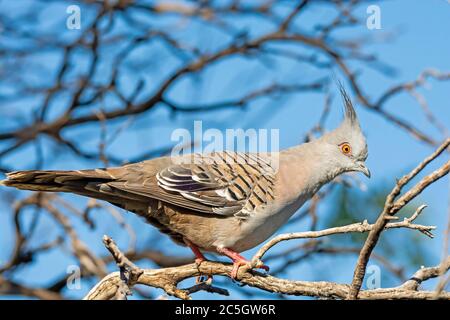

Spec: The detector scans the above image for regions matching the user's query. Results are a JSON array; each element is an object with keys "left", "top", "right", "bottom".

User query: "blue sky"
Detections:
[{"left": 0, "top": 0, "right": 449, "bottom": 299}]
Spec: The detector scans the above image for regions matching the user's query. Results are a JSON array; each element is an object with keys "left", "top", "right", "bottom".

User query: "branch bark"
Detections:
[
  {"left": 348, "top": 138, "right": 450, "bottom": 299},
  {"left": 84, "top": 209, "right": 442, "bottom": 300},
  {"left": 84, "top": 259, "right": 449, "bottom": 301}
]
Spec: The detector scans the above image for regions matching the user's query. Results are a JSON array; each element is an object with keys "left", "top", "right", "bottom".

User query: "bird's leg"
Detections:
[
  {"left": 217, "top": 247, "right": 269, "bottom": 279},
  {"left": 184, "top": 238, "right": 207, "bottom": 265},
  {"left": 184, "top": 238, "right": 212, "bottom": 284}
]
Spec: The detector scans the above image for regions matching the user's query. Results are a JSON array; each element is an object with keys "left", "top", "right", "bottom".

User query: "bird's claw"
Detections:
[
  {"left": 216, "top": 247, "right": 269, "bottom": 280},
  {"left": 195, "top": 257, "right": 206, "bottom": 266},
  {"left": 193, "top": 257, "right": 213, "bottom": 284},
  {"left": 253, "top": 258, "right": 270, "bottom": 272},
  {"left": 195, "top": 274, "right": 213, "bottom": 285},
  {"left": 230, "top": 258, "right": 270, "bottom": 279}
]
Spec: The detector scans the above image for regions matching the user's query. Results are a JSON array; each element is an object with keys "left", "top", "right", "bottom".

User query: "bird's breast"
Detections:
[{"left": 217, "top": 196, "right": 308, "bottom": 252}]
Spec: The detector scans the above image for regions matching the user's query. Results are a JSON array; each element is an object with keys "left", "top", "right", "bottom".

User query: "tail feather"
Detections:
[{"left": 1, "top": 169, "right": 117, "bottom": 192}]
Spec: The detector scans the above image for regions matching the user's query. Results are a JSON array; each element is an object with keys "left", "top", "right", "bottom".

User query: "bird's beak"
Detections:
[{"left": 354, "top": 161, "right": 371, "bottom": 178}]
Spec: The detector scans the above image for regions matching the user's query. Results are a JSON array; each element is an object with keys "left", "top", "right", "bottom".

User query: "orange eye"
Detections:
[{"left": 340, "top": 143, "right": 352, "bottom": 155}]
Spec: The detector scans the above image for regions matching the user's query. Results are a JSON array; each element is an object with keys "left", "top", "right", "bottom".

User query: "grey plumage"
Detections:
[{"left": 1, "top": 85, "right": 370, "bottom": 276}]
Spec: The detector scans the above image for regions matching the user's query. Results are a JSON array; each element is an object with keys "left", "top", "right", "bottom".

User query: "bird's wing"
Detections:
[{"left": 110, "top": 152, "right": 276, "bottom": 219}]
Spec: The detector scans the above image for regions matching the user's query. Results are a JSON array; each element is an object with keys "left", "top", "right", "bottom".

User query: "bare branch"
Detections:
[
  {"left": 348, "top": 139, "right": 450, "bottom": 299},
  {"left": 84, "top": 209, "right": 442, "bottom": 300}
]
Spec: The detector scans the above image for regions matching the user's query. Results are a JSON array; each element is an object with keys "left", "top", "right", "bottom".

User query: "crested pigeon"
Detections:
[{"left": 1, "top": 85, "right": 369, "bottom": 279}]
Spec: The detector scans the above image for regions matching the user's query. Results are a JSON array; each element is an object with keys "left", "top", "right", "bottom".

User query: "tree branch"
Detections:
[
  {"left": 348, "top": 138, "right": 450, "bottom": 299},
  {"left": 84, "top": 209, "right": 441, "bottom": 300}
]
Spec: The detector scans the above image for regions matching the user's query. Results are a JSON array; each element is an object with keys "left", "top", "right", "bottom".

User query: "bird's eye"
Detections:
[{"left": 340, "top": 143, "right": 352, "bottom": 155}]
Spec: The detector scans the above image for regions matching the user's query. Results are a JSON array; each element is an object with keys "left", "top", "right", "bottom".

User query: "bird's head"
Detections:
[{"left": 319, "top": 84, "right": 370, "bottom": 178}]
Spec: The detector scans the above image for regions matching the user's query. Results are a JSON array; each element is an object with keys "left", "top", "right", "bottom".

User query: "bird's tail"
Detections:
[{"left": 0, "top": 169, "right": 118, "bottom": 193}]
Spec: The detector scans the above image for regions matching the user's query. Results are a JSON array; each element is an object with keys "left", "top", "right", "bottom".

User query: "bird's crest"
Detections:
[{"left": 337, "top": 80, "right": 358, "bottom": 126}]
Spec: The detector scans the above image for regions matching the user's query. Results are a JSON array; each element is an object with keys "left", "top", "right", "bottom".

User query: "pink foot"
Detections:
[
  {"left": 184, "top": 238, "right": 213, "bottom": 283},
  {"left": 217, "top": 247, "right": 270, "bottom": 279}
]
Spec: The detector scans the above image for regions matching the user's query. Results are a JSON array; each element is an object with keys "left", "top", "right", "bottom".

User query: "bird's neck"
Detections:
[{"left": 281, "top": 141, "right": 343, "bottom": 197}]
